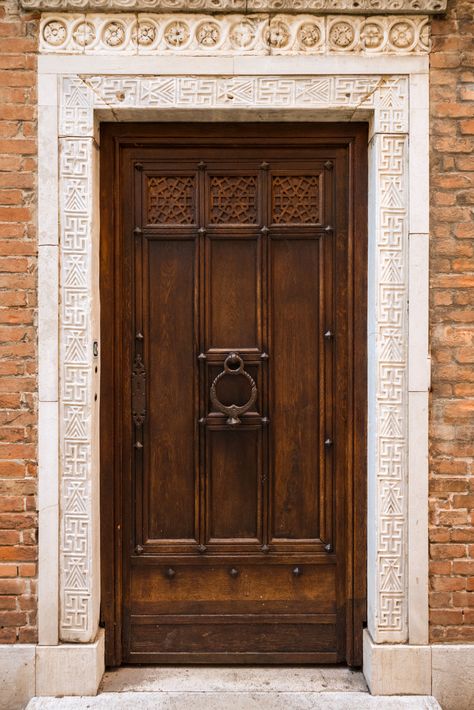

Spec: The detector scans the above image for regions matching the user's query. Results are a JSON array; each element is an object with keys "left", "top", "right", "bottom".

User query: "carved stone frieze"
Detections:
[
  {"left": 24, "top": 0, "right": 448, "bottom": 15},
  {"left": 40, "top": 13, "right": 431, "bottom": 54}
]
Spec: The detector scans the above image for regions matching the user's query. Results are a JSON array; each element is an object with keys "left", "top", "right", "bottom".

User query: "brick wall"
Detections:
[
  {"left": 0, "top": 0, "right": 38, "bottom": 643},
  {"left": 429, "top": 0, "right": 474, "bottom": 642},
  {"left": 0, "top": 0, "right": 472, "bottom": 647}
]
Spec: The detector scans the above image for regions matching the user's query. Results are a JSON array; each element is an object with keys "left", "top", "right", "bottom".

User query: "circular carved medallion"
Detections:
[
  {"left": 196, "top": 21, "right": 221, "bottom": 47},
  {"left": 389, "top": 21, "right": 415, "bottom": 48},
  {"left": 43, "top": 19, "right": 67, "bottom": 47},
  {"left": 329, "top": 21, "right": 355, "bottom": 48},
  {"left": 361, "top": 22, "right": 384, "bottom": 50},
  {"left": 265, "top": 21, "right": 290, "bottom": 49},
  {"left": 297, "top": 22, "right": 321, "bottom": 49},
  {"left": 164, "top": 21, "right": 190, "bottom": 48},
  {"left": 229, "top": 20, "right": 256, "bottom": 49},
  {"left": 103, "top": 21, "right": 126, "bottom": 47},
  {"left": 136, "top": 21, "right": 156, "bottom": 46},
  {"left": 72, "top": 21, "right": 96, "bottom": 47}
]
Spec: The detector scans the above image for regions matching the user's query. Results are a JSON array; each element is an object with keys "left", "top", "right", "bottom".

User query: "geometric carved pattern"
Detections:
[
  {"left": 147, "top": 176, "right": 195, "bottom": 224},
  {"left": 60, "top": 137, "right": 93, "bottom": 638},
  {"left": 39, "top": 13, "right": 432, "bottom": 56},
  {"left": 373, "top": 133, "right": 407, "bottom": 639},
  {"left": 57, "top": 71, "right": 409, "bottom": 643},
  {"left": 209, "top": 175, "right": 257, "bottom": 224},
  {"left": 272, "top": 175, "right": 320, "bottom": 224},
  {"left": 76, "top": 75, "right": 409, "bottom": 136}
]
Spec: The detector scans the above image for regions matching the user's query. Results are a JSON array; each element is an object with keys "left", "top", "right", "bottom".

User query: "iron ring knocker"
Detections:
[{"left": 210, "top": 352, "right": 257, "bottom": 426}]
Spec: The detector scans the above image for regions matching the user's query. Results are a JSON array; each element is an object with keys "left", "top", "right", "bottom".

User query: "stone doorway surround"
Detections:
[{"left": 8, "top": 1, "right": 450, "bottom": 704}]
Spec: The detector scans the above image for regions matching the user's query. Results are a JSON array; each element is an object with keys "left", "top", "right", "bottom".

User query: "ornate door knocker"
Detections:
[{"left": 210, "top": 352, "right": 257, "bottom": 426}]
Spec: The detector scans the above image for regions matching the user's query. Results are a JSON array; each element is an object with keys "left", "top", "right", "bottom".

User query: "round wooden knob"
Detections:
[{"left": 165, "top": 568, "right": 176, "bottom": 579}]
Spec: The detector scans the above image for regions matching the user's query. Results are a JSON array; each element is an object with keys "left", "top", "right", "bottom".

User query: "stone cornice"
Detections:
[{"left": 23, "top": 0, "right": 447, "bottom": 16}]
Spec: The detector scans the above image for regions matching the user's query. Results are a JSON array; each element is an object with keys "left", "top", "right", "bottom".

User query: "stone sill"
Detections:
[{"left": 20, "top": 0, "right": 447, "bottom": 16}]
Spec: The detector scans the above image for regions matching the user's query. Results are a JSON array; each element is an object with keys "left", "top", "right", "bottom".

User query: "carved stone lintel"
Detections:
[{"left": 25, "top": 0, "right": 447, "bottom": 14}]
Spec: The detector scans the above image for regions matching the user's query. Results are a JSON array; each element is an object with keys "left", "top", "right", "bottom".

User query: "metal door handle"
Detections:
[{"left": 210, "top": 352, "right": 257, "bottom": 426}]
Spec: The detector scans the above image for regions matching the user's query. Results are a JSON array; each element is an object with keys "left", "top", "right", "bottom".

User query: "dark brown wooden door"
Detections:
[{"left": 100, "top": 124, "right": 367, "bottom": 667}]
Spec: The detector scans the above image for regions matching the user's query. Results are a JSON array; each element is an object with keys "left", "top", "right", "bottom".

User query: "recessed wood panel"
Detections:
[
  {"left": 130, "top": 617, "right": 337, "bottom": 656},
  {"left": 145, "top": 238, "right": 196, "bottom": 541},
  {"left": 208, "top": 238, "right": 260, "bottom": 350},
  {"left": 207, "top": 428, "right": 261, "bottom": 541},
  {"left": 270, "top": 238, "right": 321, "bottom": 541}
]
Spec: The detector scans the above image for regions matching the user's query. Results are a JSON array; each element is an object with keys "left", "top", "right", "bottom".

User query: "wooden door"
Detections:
[{"left": 100, "top": 124, "right": 367, "bottom": 666}]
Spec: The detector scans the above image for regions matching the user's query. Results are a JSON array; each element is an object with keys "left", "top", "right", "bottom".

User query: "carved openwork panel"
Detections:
[
  {"left": 147, "top": 175, "right": 196, "bottom": 225},
  {"left": 209, "top": 175, "right": 258, "bottom": 224},
  {"left": 271, "top": 175, "right": 320, "bottom": 224}
]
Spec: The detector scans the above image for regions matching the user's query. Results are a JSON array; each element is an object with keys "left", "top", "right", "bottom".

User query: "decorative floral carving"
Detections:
[
  {"left": 103, "top": 21, "right": 126, "bottom": 47},
  {"left": 297, "top": 22, "right": 321, "bottom": 49},
  {"left": 361, "top": 22, "right": 384, "bottom": 49},
  {"left": 196, "top": 21, "right": 220, "bottom": 47},
  {"left": 43, "top": 19, "right": 67, "bottom": 46},
  {"left": 40, "top": 14, "right": 432, "bottom": 55},
  {"left": 24, "top": 0, "right": 448, "bottom": 12},
  {"left": 164, "top": 20, "right": 190, "bottom": 47},
  {"left": 229, "top": 20, "right": 256, "bottom": 49},
  {"left": 72, "top": 21, "right": 96, "bottom": 47},
  {"left": 136, "top": 20, "right": 157, "bottom": 46},
  {"left": 329, "top": 21, "right": 355, "bottom": 48},
  {"left": 389, "top": 21, "right": 414, "bottom": 48},
  {"left": 265, "top": 21, "right": 290, "bottom": 49}
]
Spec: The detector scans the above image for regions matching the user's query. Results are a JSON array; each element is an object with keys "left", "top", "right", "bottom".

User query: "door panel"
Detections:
[
  {"left": 100, "top": 123, "right": 367, "bottom": 666},
  {"left": 207, "top": 238, "right": 260, "bottom": 350},
  {"left": 270, "top": 238, "right": 322, "bottom": 542}
]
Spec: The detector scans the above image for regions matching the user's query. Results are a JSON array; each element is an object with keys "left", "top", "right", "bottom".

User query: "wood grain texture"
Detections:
[{"left": 100, "top": 123, "right": 367, "bottom": 667}]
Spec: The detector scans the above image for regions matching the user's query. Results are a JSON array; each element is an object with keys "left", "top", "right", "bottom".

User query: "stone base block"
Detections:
[
  {"left": 36, "top": 629, "right": 104, "bottom": 697},
  {"left": 363, "top": 630, "right": 431, "bottom": 696},
  {"left": 0, "top": 644, "right": 35, "bottom": 710},
  {"left": 432, "top": 644, "right": 474, "bottom": 710}
]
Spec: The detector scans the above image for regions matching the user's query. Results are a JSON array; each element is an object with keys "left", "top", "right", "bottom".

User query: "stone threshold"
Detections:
[{"left": 26, "top": 667, "right": 441, "bottom": 709}]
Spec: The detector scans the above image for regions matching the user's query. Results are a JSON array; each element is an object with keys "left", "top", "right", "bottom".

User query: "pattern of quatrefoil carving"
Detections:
[
  {"left": 209, "top": 175, "right": 258, "bottom": 224},
  {"left": 272, "top": 175, "right": 320, "bottom": 224},
  {"left": 147, "top": 175, "right": 195, "bottom": 224}
]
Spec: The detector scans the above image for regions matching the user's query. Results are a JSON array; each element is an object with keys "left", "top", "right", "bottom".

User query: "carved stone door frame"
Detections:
[{"left": 36, "top": 32, "right": 430, "bottom": 693}]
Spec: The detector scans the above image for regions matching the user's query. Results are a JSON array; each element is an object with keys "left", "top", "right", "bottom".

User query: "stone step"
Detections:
[{"left": 28, "top": 692, "right": 441, "bottom": 710}]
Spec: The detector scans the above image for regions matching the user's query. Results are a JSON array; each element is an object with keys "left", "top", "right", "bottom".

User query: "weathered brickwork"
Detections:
[
  {"left": 0, "top": 0, "right": 38, "bottom": 643},
  {"left": 429, "top": 0, "right": 474, "bottom": 643}
]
